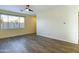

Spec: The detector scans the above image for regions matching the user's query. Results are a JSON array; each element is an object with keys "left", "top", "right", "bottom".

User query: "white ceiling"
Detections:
[
  {"left": 0, "top": 5, "right": 34, "bottom": 15},
  {"left": 0, "top": 5, "right": 53, "bottom": 16},
  {"left": 0, "top": 5, "right": 74, "bottom": 16}
]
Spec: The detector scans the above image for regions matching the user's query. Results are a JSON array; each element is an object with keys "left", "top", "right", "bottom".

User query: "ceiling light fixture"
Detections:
[{"left": 21, "top": 5, "right": 33, "bottom": 12}]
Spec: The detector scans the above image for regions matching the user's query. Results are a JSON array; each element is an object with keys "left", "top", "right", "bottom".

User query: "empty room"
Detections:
[{"left": 0, "top": 5, "right": 78, "bottom": 53}]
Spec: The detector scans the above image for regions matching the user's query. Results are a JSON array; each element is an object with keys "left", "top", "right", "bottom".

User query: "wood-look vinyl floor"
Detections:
[{"left": 0, "top": 34, "right": 79, "bottom": 53}]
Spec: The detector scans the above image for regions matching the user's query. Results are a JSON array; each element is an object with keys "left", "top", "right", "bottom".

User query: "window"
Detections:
[{"left": 0, "top": 14, "right": 24, "bottom": 29}]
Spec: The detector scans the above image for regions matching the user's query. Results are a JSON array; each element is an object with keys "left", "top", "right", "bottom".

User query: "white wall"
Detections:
[
  {"left": 37, "top": 6, "right": 78, "bottom": 44},
  {"left": 78, "top": 12, "right": 79, "bottom": 42}
]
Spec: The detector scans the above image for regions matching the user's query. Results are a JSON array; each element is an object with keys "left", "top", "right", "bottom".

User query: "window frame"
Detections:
[{"left": 0, "top": 14, "right": 25, "bottom": 30}]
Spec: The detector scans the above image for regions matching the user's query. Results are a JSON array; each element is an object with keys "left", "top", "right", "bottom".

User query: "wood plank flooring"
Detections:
[{"left": 0, "top": 34, "right": 79, "bottom": 53}]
